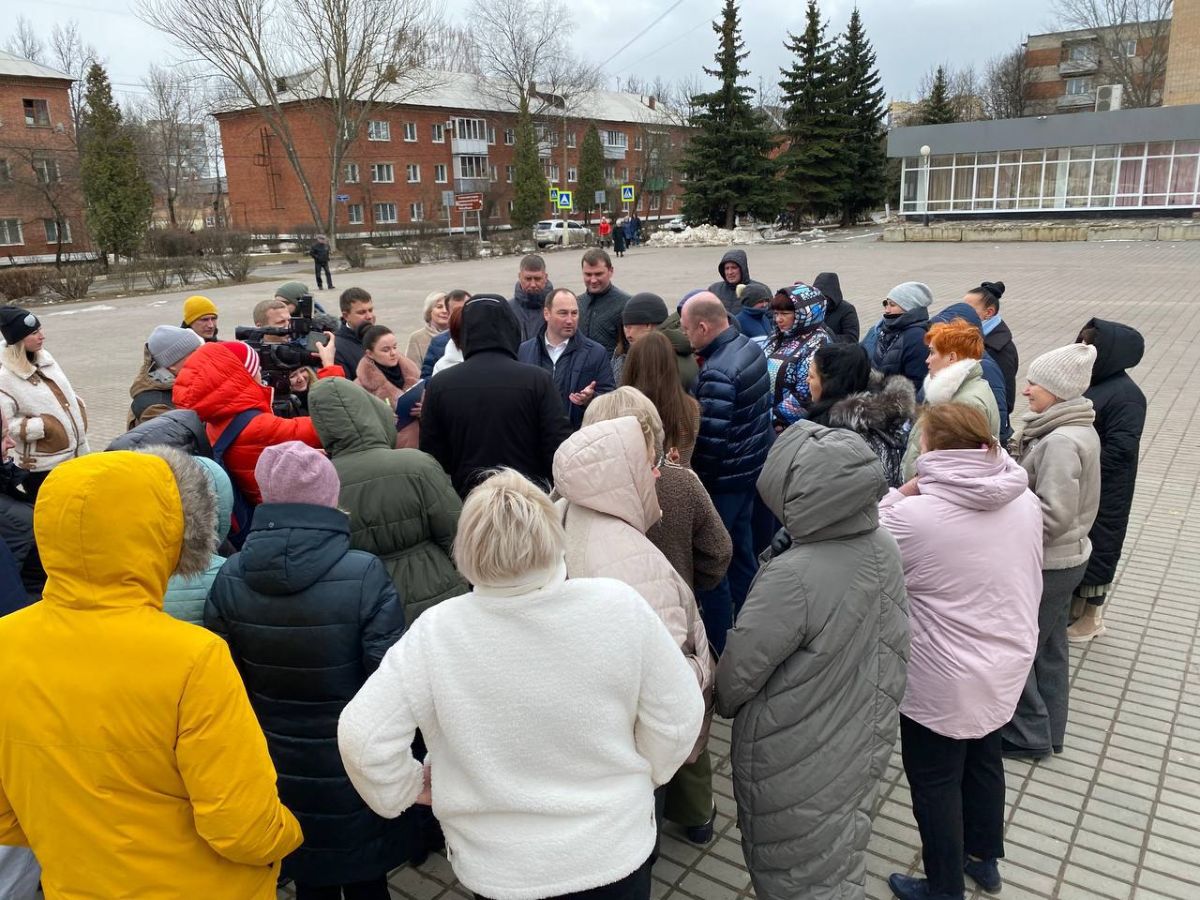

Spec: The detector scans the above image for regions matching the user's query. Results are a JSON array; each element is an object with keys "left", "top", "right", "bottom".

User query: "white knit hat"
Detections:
[{"left": 1027, "top": 343, "right": 1097, "bottom": 401}]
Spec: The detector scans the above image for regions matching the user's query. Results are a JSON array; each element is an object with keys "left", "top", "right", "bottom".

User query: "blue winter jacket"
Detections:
[
  {"left": 162, "top": 457, "right": 234, "bottom": 625},
  {"left": 691, "top": 327, "right": 773, "bottom": 494},
  {"left": 735, "top": 305, "right": 772, "bottom": 351},
  {"left": 871, "top": 306, "right": 929, "bottom": 393},
  {"left": 517, "top": 328, "right": 616, "bottom": 429},
  {"left": 421, "top": 330, "right": 452, "bottom": 379}
]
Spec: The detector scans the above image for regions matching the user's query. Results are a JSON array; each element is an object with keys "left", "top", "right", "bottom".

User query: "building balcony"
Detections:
[
  {"left": 1058, "top": 57, "right": 1099, "bottom": 77},
  {"left": 537, "top": 141, "right": 553, "bottom": 158},
  {"left": 603, "top": 144, "right": 627, "bottom": 161},
  {"left": 451, "top": 137, "right": 489, "bottom": 156},
  {"left": 455, "top": 177, "right": 490, "bottom": 194},
  {"left": 1057, "top": 92, "right": 1095, "bottom": 110}
]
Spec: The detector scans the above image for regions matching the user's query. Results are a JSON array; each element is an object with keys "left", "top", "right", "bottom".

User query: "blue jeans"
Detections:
[{"left": 696, "top": 488, "right": 758, "bottom": 656}]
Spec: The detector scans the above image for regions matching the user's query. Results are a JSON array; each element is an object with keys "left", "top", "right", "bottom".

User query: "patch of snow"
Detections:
[{"left": 45, "top": 304, "right": 117, "bottom": 316}]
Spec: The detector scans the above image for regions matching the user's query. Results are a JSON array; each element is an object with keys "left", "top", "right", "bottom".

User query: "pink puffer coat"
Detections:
[{"left": 553, "top": 417, "right": 714, "bottom": 760}]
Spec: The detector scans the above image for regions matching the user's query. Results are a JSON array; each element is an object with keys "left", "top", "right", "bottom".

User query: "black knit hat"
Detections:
[
  {"left": 0, "top": 307, "right": 40, "bottom": 346},
  {"left": 737, "top": 283, "right": 773, "bottom": 307},
  {"left": 622, "top": 292, "right": 669, "bottom": 325}
]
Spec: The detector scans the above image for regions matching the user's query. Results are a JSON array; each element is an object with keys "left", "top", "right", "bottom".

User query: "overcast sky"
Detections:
[{"left": 8, "top": 0, "right": 1063, "bottom": 108}]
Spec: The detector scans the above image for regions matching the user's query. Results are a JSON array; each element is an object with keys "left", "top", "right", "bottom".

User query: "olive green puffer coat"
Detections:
[{"left": 308, "top": 378, "right": 467, "bottom": 620}]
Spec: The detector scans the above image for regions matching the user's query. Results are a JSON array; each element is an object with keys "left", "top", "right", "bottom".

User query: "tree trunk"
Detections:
[
  {"left": 724, "top": 207, "right": 735, "bottom": 229},
  {"left": 168, "top": 192, "right": 178, "bottom": 227}
]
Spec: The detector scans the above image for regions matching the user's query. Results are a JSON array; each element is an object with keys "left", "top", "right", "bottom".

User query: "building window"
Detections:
[
  {"left": 508, "top": 199, "right": 514, "bottom": 213},
  {"left": 458, "top": 155, "right": 488, "bottom": 179},
  {"left": 32, "top": 157, "right": 60, "bottom": 184},
  {"left": 345, "top": 163, "right": 360, "bottom": 183},
  {"left": 603, "top": 130, "right": 627, "bottom": 149},
  {"left": 506, "top": 165, "right": 514, "bottom": 183},
  {"left": 0, "top": 219, "right": 23, "bottom": 245},
  {"left": 44, "top": 219, "right": 71, "bottom": 243},
  {"left": 604, "top": 163, "right": 616, "bottom": 181},
  {"left": 455, "top": 118, "right": 487, "bottom": 141},
  {"left": 407, "top": 163, "right": 421, "bottom": 183},
  {"left": 543, "top": 163, "right": 560, "bottom": 182},
  {"left": 504, "top": 128, "right": 515, "bottom": 145},
  {"left": 374, "top": 202, "right": 398, "bottom": 224},
  {"left": 367, "top": 120, "right": 391, "bottom": 141},
  {"left": 371, "top": 163, "right": 395, "bottom": 183},
  {"left": 568, "top": 167, "right": 577, "bottom": 183},
  {"left": 634, "top": 135, "right": 643, "bottom": 151},
  {"left": 1119, "top": 39, "right": 1137, "bottom": 57},
  {"left": 1068, "top": 44, "right": 1096, "bottom": 62},
  {"left": 490, "top": 165, "right": 498, "bottom": 182},
  {"left": 567, "top": 131, "right": 577, "bottom": 149},
  {"left": 432, "top": 123, "right": 445, "bottom": 142},
  {"left": 634, "top": 167, "right": 643, "bottom": 181},
  {"left": 348, "top": 203, "right": 364, "bottom": 225},
  {"left": 1065, "top": 77, "right": 1092, "bottom": 96},
  {"left": 23, "top": 99, "right": 50, "bottom": 127},
  {"left": 488, "top": 126, "right": 496, "bottom": 145},
  {"left": 649, "top": 194, "right": 660, "bottom": 211},
  {"left": 666, "top": 194, "right": 675, "bottom": 210},
  {"left": 621, "top": 167, "right": 628, "bottom": 181},
  {"left": 410, "top": 202, "right": 424, "bottom": 222},
  {"left": 403, "top": 122, "right": 417, "bottom": 141},
  {"left": 434, "top": 164, "right": 447, "bottom": 183}
]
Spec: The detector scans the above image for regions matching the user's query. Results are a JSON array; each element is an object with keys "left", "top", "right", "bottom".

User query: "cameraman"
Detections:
[{"left": 172, "top": 335, "right": 341, "bottom": 505}]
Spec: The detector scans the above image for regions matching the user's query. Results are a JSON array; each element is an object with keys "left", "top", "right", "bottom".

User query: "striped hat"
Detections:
[{"left": 222, "top": 341, "right": 262, "bottom": 383}]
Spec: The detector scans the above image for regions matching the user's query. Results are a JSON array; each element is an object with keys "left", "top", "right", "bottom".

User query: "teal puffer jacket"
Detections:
[
  {"left": 308, "top": 378, "right": 467, "bottom": 621},
  {"left": 162, "top": 456, "right": 234, "bottom": 625}
]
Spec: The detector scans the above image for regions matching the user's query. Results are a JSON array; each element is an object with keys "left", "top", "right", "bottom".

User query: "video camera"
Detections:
[{"left": 234, "top": 295, "right": 334, "bottom": 417}]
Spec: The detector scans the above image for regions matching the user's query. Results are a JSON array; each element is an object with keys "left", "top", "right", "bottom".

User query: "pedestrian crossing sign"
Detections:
[
  {"left": 557, "top": 191, "right": 573, "bottom": 210},
  {"left": 621, "top": 184, "right": 635, "bottom": 203},
  {"left": 549, "top": 187, "right": 560, "bottom": 202}
]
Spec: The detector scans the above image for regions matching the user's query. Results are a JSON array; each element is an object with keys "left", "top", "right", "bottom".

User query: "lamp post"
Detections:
[{"left": 920, "top": 144, "right": 931, "bottom": 228}]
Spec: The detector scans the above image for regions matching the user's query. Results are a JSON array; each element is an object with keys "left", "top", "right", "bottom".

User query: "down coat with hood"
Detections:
[
  {"left": 708, "top": 249, "right": 768, "bottom": 316},
  {"left": 812, "top": 272, "right": 861, "bottom": 343},
  {"left": 871, "top": 306, "right": 929, "bottom": 393},
  {"left": 878, "top": 448, "right": 1042, "bottom": 739},
  {"left": 107, "top": 408, "right": 213, "bottom": 457},
  {"left": 827, "top": 373, "right": 917, "bottom": 489},
  {"left": 206, "top": 501, "right": 418, "bottom": 886},
  {"left": 554, "top": 417, "right": 714, "bottom": 759},
  {"left": 716, "top": 422, "right": 909, "bottom": 900},
  {"left": 309, "top": 378, "right": 466, "bottom": 621},
  {"left": 1079, "top": 319, "right": 1146, "bottom": 589},
  {"left": 172, "top": 341, "right": 342, "bottom": 504},
  {"left": 162, "top": 456, "right": 234, "bottom": 625},
  {"left": 0, "top": 450, "right": 302, "bottom": 900},
  {"left": 692, "top": 327, "right": 773, "bottom": 494},
  {"left": 0, "top": 345, "right": 89, "bottom": 472},
  {"left": 420, "top": 296, "right": 573, "bottom": 496}
]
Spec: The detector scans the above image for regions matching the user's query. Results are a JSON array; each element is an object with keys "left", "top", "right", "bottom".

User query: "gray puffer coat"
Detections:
[{"left": 716, "top": 421, "right": 909, "bottom": 900}]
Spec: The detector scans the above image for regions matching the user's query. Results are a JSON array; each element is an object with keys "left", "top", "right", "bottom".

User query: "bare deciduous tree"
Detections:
[
  {"left": 48, "top": 22, "right": 99, "bottom": 133},
  {"left": 981, "top": 47, "right": 1030, "bottom": 120},
  {"left": 1052, "top": 0, "right": 1173, "bottom": 108},
  {"left": 419, "top": 21, "right": 481, "bottom": 73},
  {"left": 917, "top": 64, "right": 987, "bottom": 121},
  {"left": 138, "top": 0, "right": 438, "bottom": 244},
  {"left": 4, "top": 16, "right": 45, "bottom": 63},
  {"left": 130, "top": 65, "right": 211, "bottom": 228}
]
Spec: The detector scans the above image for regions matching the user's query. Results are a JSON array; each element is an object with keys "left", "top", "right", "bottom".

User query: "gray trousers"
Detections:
[{"left": 1002, "top": 562, "right": 1088, "bottom": 754}]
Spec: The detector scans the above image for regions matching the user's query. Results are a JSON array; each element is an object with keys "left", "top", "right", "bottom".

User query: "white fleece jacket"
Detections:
[{"left": 337, "top": 566, "right": 704, "bottom": 900}]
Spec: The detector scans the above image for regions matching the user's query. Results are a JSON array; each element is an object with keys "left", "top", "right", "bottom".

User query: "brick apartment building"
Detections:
[
  {"left": 0, "top": 50, "right": 88, "bottom": 264},
  {"left": 216, "top": 70, "right": 691, "bottom": 238},
  {"left": 1023, "top": 21, "right": 1172, "bottom": 116}
]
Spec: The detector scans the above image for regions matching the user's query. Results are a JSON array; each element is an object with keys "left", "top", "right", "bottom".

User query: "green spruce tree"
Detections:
[
  {"left": 920, "top": 66, "right": 958, "bottom": 125},
  {"left": 79, "top": 63, "right": 152, "bottom": 262},
  {"left": 680, "top": 0, "right": 778, "bottom": 229},
  {"left": 777, "top": 0, "right": 847, "bottom": 222},
  {"left": 577, "top": 123, "right": 605, "bottom": 225},
  {"left": 511, "top": 98, "right": 549, "bottom": 231},
  {"left": 834, "top": 7, "right": 888, "bottom": 225}
]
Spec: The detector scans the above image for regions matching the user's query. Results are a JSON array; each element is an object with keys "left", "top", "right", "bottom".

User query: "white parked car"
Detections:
[
  {"left": 534, "top": 219, "right": 591, "bottom": 247},
  {"left": 663, "top": 215, "right": 688, "bottom": 233}
]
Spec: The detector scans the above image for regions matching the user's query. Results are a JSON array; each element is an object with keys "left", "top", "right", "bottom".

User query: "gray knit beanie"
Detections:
[
  {"left": 147, "top": 325, "right": 204, "bottom": 369},
  {"left": 887, "top": 282, "right": 934, "bottom": 312},
  {"left": 1027, "top": 343, "right": 1097, "bottom": 401},
  {"left": 623, "top": 292, "right": 669, "bottom": 326}
]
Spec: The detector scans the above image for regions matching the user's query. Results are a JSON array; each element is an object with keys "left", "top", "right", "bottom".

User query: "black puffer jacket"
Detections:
[
  {"left": 692, "top": 327, "right": 773, "bottom": 494},
  {"left": 871, "top": 306, "right": 930, "bottom": 393},
  {"left": 1079, "top": 319, "right": 1146, "bottom": 588},
  {"left": 812, "top": 272, "right": 861, "bottom": 343},
  {"left": 205, "top": 502, "right": 417, "bottom": 886},
  {"left": 420, "top": 295, "right": 573, "bottom": 495}
]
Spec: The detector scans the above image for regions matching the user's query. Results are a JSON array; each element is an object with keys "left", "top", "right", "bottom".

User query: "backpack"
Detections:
[{"left": 211, "top": 409, "right": 262, "bottom": 549}]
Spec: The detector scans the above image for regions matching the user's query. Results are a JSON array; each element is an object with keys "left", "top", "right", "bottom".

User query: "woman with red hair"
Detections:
[{"left": 901, "top": 319, "right": 1000, "bottom": 480}]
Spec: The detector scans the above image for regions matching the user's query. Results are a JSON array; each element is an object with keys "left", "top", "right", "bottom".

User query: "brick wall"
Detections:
[
  {"left": 219, "top": 100, "right": 690, "bottom": 236},
  {"left": 0, "top": 77, "right": 87, "bottom": 255},
  {"left": 1165, "top": 0, "right": 1200, "bottom": 105}
]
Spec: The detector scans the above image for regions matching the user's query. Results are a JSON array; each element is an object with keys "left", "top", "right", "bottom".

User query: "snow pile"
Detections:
[{"left": 649, "top": 224, "right": 742, "bottom": 247}]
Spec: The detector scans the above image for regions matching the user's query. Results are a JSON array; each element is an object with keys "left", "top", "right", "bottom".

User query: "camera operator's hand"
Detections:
[{"left": 316, "top": 331, "right": 337, "bottom": 369}]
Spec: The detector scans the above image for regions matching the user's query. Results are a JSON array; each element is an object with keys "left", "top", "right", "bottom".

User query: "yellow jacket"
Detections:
[{"left": 0, "top": 451, "right": 302, "bottom": 899}]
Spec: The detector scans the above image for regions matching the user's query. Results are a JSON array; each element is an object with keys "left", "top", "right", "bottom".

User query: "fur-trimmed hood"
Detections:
[
  {"left": 828, "top": 372, "right": 916, "bottom": 441},
  {"left": 923, "top": 358, "right": 983, "bottom": 406}
]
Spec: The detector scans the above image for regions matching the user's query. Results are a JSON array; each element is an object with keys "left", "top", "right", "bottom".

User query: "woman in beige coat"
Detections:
[{"left": 553, "top": 413, "right": 717, "bottom": 843}]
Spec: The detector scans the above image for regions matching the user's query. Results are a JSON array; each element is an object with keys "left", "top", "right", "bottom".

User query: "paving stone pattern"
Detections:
[{"left": 29, "top": 239, "right": 1198, "bottom": 900}]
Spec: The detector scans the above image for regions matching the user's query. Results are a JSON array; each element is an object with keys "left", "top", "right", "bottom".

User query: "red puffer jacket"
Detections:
[{"left": 173, "top": 342, "right": 342, "bottom": 504}]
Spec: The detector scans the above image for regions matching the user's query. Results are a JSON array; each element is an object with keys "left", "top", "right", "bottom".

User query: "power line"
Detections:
[{"left": 598, "top": 0, "right": 690, "bottom": 69}]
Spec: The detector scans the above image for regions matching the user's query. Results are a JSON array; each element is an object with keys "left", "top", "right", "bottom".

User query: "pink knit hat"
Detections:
[
  {"left": 222, "top": 341, "right": 262, "bottom": 383},
  {"left": 254, "top": 441, "right": 341, "bottom": 508}
]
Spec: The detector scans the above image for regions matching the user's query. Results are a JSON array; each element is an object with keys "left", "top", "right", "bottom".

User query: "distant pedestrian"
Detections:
[
  {"left": 812, "top": 272, "right": 861, "bottom": 343},
  {"left": 1069, "top": 320, "right": 1147, "bottom": 643},
  {"left": 598, "top": 216, "right": 612, "bottom": 248},
  {"left": 310, "top": 233, "right": 334, "bottom": 290},
  {"left": 612, "top": 217, "right": 627, "bottom": 257}
]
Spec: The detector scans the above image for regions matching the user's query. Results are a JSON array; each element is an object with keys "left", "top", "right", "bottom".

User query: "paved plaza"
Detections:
[{"left": 32, "top": 238, "right": 1200, "bottom": 900}]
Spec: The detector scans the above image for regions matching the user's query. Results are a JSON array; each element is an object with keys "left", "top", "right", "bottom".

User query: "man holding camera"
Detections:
[{"left": 172, "top": 335, "right": 341, "bottom": 505}]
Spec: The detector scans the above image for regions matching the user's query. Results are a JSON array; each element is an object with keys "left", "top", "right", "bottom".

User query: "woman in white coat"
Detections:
[
  {"left": 338, "top": 469, "right": 703, "bottom": 900},
  {"left": 0, "top": 307, "right": 88, "bottom": 498}
]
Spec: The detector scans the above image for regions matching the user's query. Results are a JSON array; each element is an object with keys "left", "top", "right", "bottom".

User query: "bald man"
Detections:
[{"left": 680, "top": 292, "right": 772, "bottom": 653}]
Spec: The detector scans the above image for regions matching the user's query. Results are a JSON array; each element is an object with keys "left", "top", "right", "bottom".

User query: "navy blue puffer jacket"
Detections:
[
  {"left": 871, "top": 307, "right": 930, "bottom": 392},
  {"left": 692, "top": 327, "right": 773, "bottom": 493}
]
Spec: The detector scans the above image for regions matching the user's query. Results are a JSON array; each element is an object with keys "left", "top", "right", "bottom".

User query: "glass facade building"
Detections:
[{"left": 888, "top": 104, "right": 1200, "bottom": 217}]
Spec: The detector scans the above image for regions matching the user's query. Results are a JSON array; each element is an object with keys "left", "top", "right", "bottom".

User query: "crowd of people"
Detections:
[{"left": 0, "top": 246, "right": 1150, "bottom": 900}]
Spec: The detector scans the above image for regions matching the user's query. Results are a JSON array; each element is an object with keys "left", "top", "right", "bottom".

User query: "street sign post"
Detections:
[
  {"left": 557, "top": 191, "right": 573, "bottom": 210},
  {"left": 454, "top": 192, "right": 483, "bottom": 212},
  {"left": 620, "top": 184, "right": 635, "bottom": 204},
  {"left": 549, "top": 187, "right": 560, "bottom": 203},
  {"left": 595, "top": 190, "right": 606, "bottom": 206}
]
